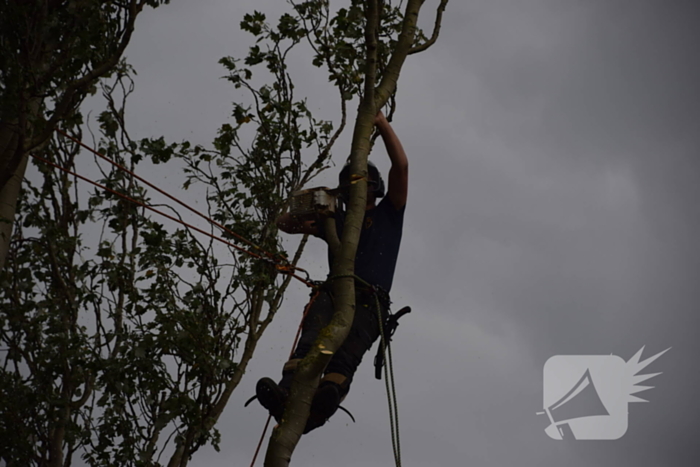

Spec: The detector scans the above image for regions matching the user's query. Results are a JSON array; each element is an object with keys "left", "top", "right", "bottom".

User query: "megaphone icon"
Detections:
[
  {"left": 539, "top": 368, "right": 609, "bottom": 439},
  {"left": 541, "top": 348, "right": 669, "bottom": 440}
]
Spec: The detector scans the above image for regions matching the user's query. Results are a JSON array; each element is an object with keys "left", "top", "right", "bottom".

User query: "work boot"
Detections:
[
  {"left": 256, "top": 377, "right": 288, "bottom": 422},
  {"left": 303, "top": 382, "right": 341, "bottom": 434}
]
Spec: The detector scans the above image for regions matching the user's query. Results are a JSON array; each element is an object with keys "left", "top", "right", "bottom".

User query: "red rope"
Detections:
[
  {"left": 249, "top": 415, "right": 272, "bottom": 467},
  {"left": 56, "top": 129, "right": 275, "bottom": 260},
  {"left": 30, "top": 153, "right": 316, "bottom": 287},
  {"left": 31, "top": 153, "right": 269, "bottom": 258},
  {"left": 34, "top": 134, "right": 318, "bottom": 287},
  {"left": 289, "top": 289, "right": 321, "bottom": 358},
  {"left": 54, "top": 129, "right": 318, "bottom": 284}
]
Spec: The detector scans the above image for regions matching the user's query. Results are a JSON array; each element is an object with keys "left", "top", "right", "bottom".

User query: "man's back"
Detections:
[{"left": 316, "top": 196, "right": 405, "bottom": 292}]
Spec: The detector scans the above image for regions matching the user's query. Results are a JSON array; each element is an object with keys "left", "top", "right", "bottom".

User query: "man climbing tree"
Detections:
[
  {"left": 261, "top": 1, "right": 449, "bottom": 465},
  {"left": 255, "top": 109, "right": 407, "bottom": 433}
]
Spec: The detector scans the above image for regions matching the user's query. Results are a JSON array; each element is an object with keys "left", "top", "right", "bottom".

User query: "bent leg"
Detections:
[
  {"left": 279, "top": 289, "right": 334, "bottom": 389},
  {"left": 324, "top": 291, "right": 386, "bottom": 396},
  {"left": 304, "top": 292, "right": 386, "bottom": 433}
]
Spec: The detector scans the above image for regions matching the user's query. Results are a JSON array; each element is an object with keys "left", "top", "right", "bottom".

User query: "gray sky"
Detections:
[{"left": 80, "top": 0, "right": 700, "bottom": 465}]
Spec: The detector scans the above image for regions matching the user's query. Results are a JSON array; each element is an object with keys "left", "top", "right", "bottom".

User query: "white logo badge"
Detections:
[{"left": 539, "top": 346, "right": 669, "bottom": 440}]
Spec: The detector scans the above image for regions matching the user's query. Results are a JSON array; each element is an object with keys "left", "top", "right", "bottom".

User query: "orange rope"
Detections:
[
  {"left": 30, "top": 153, "right": 315, "bottom": 287},
  {"left": 56, "top": 129, "right": 277, "bottom": 260},
  {"left": 249, "top": 415, "right": 272, "bottom": 467}
]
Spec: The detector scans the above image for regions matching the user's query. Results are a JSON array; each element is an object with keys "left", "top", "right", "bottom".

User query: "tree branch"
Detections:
[
  {"left": 374, "top": 0, "right": 427, "bottom": 108},
  {"left": 407, "top": 0, "right": 448, "bottom": 55},
  {"left": 28, "top": 0, "right": 145, "bottom": 153}
]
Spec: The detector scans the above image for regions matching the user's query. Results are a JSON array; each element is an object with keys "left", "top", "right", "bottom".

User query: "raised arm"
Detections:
[
  {"left": 375, "top": 111, "right": 408, "bottom": 209},
  {"left": 276, "top": 212, "right": 319, "bottom": 235}
]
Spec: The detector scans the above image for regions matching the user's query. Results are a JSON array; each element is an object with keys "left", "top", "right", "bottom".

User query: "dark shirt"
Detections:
[{"left": 316, "top": 197, "right": 405, "bottom": 292}]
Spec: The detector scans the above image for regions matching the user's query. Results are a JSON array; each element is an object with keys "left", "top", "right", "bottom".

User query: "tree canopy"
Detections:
[{"left": 0, "top": 0, "right": 171, "bottom": 272}]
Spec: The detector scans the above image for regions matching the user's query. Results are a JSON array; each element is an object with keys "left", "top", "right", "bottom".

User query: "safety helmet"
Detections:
[{"left": 338, "top": 160, "right": 385, "bottom": 198}]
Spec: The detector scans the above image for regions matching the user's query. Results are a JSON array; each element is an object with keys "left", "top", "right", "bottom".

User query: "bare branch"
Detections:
[
  {"left": 407, "top": 0, "right": 449, "bottom": 55},
  {"left": 29, "top": 0, "right": 145, "bottom": 153},
  {"left": 374, "top": 0, "right": 426, "bottom": 108}
]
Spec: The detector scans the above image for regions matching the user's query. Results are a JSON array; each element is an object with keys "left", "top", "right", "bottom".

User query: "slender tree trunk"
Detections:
[
  {"left": 262, "top": 1, "right": 434, "bottom": 465},
  {"left": 0, "top": 95, "right": 40, "bottom": 271},
  {"left": 0, "top": 150, "right": 28, "bottom": 270}
]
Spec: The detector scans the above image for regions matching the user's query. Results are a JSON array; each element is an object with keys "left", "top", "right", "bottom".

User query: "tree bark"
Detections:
[
  {"left": 0, "top": 151, "right": 28, "bottom": 270},
  {"left": 0, "top": 122, "right": 20, "bottom": 186}
]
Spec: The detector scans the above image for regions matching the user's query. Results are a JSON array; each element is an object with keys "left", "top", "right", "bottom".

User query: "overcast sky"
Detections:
[{"left": 77, "top": 0, "right": 700, "bottom": 465}]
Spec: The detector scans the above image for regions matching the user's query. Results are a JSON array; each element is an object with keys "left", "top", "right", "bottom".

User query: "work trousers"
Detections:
[{"left": 279, "top": 286, "right": 389, "bottom": 395}]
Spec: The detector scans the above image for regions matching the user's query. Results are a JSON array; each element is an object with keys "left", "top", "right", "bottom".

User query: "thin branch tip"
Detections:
[{"left": 407, "top": 0, "right": 449, "bottom": 56}]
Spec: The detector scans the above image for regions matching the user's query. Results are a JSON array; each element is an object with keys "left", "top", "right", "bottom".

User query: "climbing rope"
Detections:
[
  {"left": 31, "top": 153, "right": 314, "bottom": 287},
  {"left": 378, "top": 300, "right": 402, "bottom": 467},
  {"left": 248, "top": 415, "right": 271, "bottom": 467},
  {"left": 56, "top": 129, "right": 278, "bottom": 261},
  {"left": 34, "top": 131, "right": 317, "bottom": 287}
]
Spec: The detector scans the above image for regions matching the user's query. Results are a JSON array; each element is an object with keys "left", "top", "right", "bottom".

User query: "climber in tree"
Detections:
[{"left": 257, "top": 110, "right": 408, "bottom": 433}]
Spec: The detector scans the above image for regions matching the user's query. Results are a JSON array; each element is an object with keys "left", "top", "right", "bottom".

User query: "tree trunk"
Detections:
[
  {"left": 0, "top": 150, "right": 28, "bottom": 271},
  {"left": 0, "top": 122, "right": 20, "bottom": 185},
  {"left": 262, "top": 1, "right": 433, "bottom": 465},
  {"left": 0, "top": 94, "right": 43, "bottom": 271}
]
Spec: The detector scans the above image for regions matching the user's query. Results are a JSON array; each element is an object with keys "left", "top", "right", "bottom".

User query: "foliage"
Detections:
[
  {"left": 0, "top": 0, "right": 169, "bottom": 172},
  {"left": 0, "top": 9, "right": 341, "bottom": 463},
  {"left": 0, "top": 1, "right": 447, "bottom": 466},
  {"left": 0, "top": 0, "right": 172, "bottom": 276}
]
